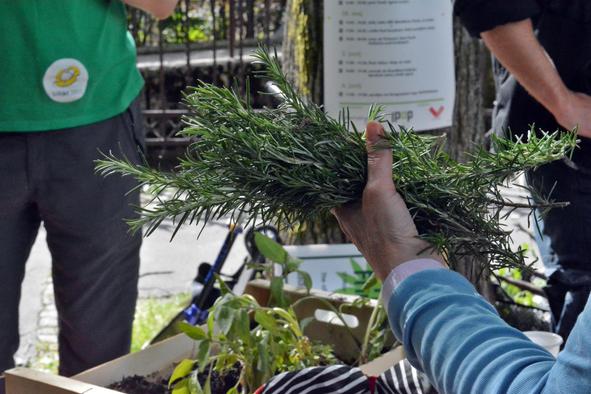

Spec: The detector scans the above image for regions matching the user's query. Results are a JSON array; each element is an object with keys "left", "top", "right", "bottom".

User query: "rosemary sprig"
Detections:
[{"left": 96, "top": 47, "right": 577, "bottom": 271}]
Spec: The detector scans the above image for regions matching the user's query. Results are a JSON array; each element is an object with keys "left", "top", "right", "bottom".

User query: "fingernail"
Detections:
[{"left": 366, "top": 122, "right": 383, "bottom": 144}]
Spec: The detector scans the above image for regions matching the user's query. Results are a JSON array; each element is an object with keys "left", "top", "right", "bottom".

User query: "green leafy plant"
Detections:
[
  {"left": 159, "top": 10, "right": 210, "bottom": 44},
  {"left": 170, "top": 287, "right": 335, "bottom": 394},
  {"left": 97, "top": 47, "right": 577, "bottom": 275},
  {"left": 168, "top": 232, "right": 369, "bottom": 392},
  {"left": 168, "top": 235, "right": 336, "bottom": 394},
  {"left": 132, "top": 293, "right": 190, "bottom": 353},
  {"left": 168, "top": 234, "right": 391, "bottom": 393},
  {"left": 496, "top": 266, "right": 546, "bottom": 308},
  {"left": 336, "top": 259, "right": 381, "bottom": 299},
  {"left": 251, "top": 232, "right": 312, "bottom": 307},
  {"left": 252, "top": 233, "right": 388, "bottom": 364}
]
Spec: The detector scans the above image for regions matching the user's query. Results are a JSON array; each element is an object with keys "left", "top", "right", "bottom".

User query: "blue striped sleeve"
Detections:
[{"left": 386, "top": 269, "right": 591, "bottom": 394}]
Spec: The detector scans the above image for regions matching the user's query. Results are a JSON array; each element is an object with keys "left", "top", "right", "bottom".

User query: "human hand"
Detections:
[
  {"left": 552, "top": 90, "right": 591, "bottom": 139},
  {"left": 123, "top": 0, "right": 179, "bottom": 20},
  {"left": 332, "top": 122, "right": 444, "bottom": 281}
]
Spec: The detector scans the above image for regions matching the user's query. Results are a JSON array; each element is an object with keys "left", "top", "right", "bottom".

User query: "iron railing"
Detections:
[{"left": 128, "top": 0, "right": 285, "bottom": 166}]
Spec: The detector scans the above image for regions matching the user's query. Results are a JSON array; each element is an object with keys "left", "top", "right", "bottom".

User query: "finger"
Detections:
[{"left": 365, "top": 121, "right": 393, "bottom": 186}]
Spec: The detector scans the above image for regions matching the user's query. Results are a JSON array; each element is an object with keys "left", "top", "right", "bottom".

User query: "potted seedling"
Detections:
[
  {"left": 4, "top": 233, "right": 389, "bottom": 394},
  {"left": 166, "top": 232, "right": 392, "bottom": 394}
]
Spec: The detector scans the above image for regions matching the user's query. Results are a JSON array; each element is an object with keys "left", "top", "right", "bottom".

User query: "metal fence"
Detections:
[{"left": 128, "top": 0, "right": 285, "bottom": 166}]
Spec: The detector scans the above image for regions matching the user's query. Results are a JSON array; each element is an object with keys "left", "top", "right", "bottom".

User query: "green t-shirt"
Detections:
[{"left": 0, "top": 0, "right": 144, "bottom": 132}]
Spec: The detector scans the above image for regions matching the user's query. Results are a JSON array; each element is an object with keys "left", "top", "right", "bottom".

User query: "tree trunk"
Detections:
[
  {"left": 282, "top": 0, "right": 347, "bottom": 244},
  {"left": 448, "top": 18, "right": 495, "bottom": 300},
  {"left": 449, "top": 19, "right": 489, "bottom": 160},
  {"left": 282, "top": 0, "right": 323, "bottom": 104}
]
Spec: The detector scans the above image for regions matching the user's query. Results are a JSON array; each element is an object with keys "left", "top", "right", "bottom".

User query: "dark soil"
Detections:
[
  {"left": 195, "top": 365, "right": 241, "bottom": 393},
  {"left": 107, "top": 375, "right": 170, "bottom": 394},
  {"left": 107, "top": 364, "right": 240, "bottom": 394}
]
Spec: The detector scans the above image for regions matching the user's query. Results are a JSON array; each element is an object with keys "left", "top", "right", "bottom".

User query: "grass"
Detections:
[
  {"left": 28, "top": 341, "right": 59, "bottom": 374},
  {"left": 130, "top": 292, "right": 190, "bottom": 353}
]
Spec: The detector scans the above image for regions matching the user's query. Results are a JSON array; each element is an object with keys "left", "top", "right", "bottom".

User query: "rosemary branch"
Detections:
[{"left": 96, "top": 47, "right": 577, "bottom": 272}]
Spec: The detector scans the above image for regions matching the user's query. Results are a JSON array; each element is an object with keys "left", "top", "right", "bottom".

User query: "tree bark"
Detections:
[
  {"left": 448, "top": 18, "right": 495, "bottom": 300},
  {"left": 282, "top": 0, "right": 323, "bottom": 104},
  {"left": 282, "top": 0, "right": 347, "bottom": 244},
  {"left": 449, "top": 18, "right": 489, "bottom": 161}
]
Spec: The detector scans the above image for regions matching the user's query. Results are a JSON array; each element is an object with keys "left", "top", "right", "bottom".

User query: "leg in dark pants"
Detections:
[
  {"left": 0, "top": 136, "right": 42, "bottom": 372},
  {"left": 46, "top": 209, "right": 141, "bottom": 377},
  {"left": 0, "top": 206, "right": 41, "bottom": 371},
  {"left": 528, "top": 159, "right": 591, "bottom": 341},
  {"left": 37, "top": 101, "right": 144, "bottom": 376},
  {"left": 0, "top": 99, "right": 144, "bottom": 376}
]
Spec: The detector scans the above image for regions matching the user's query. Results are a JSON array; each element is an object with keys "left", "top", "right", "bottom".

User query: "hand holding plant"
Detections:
[{"left": 333, "top": 121, "right": 444, "bottom": 280}]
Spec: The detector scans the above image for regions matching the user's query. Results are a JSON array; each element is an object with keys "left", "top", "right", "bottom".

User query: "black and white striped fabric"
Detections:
[
  {"left": 258, "top": 365, "right": 370, "bottom": 394},
  {"left": 377, "top": 360, "right": 437, "bottom": 394},
  {"left": 255, "top": 360, "right": 437, "bottom": 394}
]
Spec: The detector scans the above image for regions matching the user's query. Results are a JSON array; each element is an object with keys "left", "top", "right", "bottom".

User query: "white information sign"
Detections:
[
  {"left": 282, "top": 244, "right": 372, "bottom": 295},
  {"left": 324, "top": 0, "right": 455, "bottom": 131}
]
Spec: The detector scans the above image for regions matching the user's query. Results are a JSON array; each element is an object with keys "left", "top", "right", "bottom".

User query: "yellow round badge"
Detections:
[{"left": 43, "top": 58, "right": 89, "bottom": 103}]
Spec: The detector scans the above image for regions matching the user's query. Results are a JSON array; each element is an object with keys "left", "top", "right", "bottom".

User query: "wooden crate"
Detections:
[{"left": 5, "top": 280, "right": 403, "bottom": 393}]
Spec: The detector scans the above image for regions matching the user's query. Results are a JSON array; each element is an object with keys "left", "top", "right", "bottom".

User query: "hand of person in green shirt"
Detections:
[{"left": 124, "top": 0, "right": 179, "bottom": 20}]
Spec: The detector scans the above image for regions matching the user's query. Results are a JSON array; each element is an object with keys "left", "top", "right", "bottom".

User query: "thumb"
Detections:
[{"left": 365, "top": 121, "right": 392, "bottom": 185}]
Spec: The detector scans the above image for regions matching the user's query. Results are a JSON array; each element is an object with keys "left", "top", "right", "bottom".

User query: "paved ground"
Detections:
[{"left": 14, "top": 174, "right": 543, "bottom": 368}]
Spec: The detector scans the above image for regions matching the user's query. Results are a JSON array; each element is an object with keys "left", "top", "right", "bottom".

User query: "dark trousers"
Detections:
[
  {"left": 527, "top": 159, "right": 591, "bottom": 341},
  {"left": 0, "top": 100, "right": 144, "bottom": 376}
]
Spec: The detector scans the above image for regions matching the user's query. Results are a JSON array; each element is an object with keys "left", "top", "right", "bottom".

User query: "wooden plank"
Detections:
[
  {"left": 74, "top": 334, "right": 196, "bottom": 387},
  {"left": 5, "top": 368, "right": 118, "bottom": 394}
]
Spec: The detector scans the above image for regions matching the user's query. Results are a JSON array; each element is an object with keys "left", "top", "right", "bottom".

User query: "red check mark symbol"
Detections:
[{"left": 429, "top": 106, "right": 444, "bottom": 118}]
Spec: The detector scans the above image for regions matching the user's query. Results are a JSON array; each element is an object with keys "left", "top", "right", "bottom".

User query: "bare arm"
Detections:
[
  {"left": 482, "top": 19, "right": 591, "bottom": 137},
  {"left": 123, "top": 0, "right": 178, "bottom": 20}
]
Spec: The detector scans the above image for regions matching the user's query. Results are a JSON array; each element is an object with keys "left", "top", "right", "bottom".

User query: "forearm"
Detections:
[
  {"left": 387, "top": 270, "right": 559, "bottom": 394},
  {"left": 123, "top": 0, "right": 178, "bottom": 20},
  {"left": 481, "top": 19, "right": 568, "bottom": 119}
]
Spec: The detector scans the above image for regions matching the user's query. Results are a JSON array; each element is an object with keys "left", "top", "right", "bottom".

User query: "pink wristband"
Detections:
[{"left": 380, "top": 259, "right": 445, "bottom": 305}]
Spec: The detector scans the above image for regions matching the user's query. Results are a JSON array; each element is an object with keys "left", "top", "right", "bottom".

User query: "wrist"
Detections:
[
  {"left": 380, "top": 258, "right": 446, "bottom": 305},
  {"left": 547, "top": 86, "right": 573, "bottom": 122},
  {"left": 372, "top": 240, "right": 445, "bottom": 281}
]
